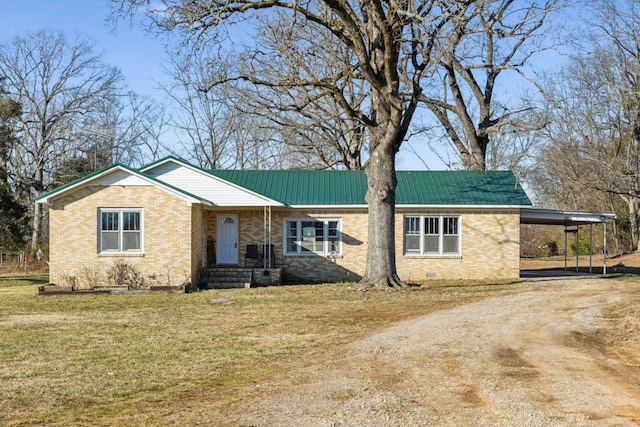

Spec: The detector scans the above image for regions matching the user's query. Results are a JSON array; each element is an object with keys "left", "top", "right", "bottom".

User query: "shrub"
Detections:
[
  {"left": 77, "top": 265, "right": 102, "bottom": 290},
  {"left": 569, "top": 240, "right": 591, "bottom": 256},
  {"left": 106, "top": 259, "right": 147, "bottom": 289},
  {"left": 59, "top": 273, "right": 78, "bottom": 290}
]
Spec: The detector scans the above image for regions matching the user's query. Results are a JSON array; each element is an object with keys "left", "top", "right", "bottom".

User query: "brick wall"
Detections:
[
  {"left": 49, "top": 185, "right": 194, "bottom": 287},
  {"left": 190, "top": 206, "right": 205, "bottom": 289},
  {"left": 203, "top": 208, "right": 521, "bottom": 283},
  {"left": 395, "top": 209, "right": 521, "bottom": 280},
  {"left": 49, "top": 187, "right": 521, "bottom": 287}
]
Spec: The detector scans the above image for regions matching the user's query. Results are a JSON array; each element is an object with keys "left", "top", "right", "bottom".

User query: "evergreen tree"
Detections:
[
  {"left": 0, "top": 80, "right": 28, "bottom": 250},
  {"left": 0, "top": 78, "right": 20, "bottom": 184},
  {"left": 0, "top": 182, "right": 29, "bottom": 250}
]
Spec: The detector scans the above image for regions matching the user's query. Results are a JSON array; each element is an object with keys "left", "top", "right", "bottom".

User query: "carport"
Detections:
[{"left": 520, "top": 208, "right": 617, "bottom": 274}]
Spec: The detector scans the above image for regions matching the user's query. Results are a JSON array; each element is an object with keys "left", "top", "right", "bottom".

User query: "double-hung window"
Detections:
[
  {"left": 285, "top": 218, "right": 341, "bottom": 255},
  {"left": 99, "top": 209, "right": 143, "bottom": 253},
  {"left": 404, "top": 215, "right": 460, "bottom": 255}
]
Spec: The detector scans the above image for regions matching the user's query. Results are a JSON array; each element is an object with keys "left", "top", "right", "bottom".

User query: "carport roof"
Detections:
[{"left": 520, "top": 207, "right": 616, "bottom": 226}]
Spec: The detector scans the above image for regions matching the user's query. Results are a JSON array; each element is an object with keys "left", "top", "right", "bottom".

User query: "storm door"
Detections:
[{"left": 217, "top": 215, "right": 238, "bottom": 264}]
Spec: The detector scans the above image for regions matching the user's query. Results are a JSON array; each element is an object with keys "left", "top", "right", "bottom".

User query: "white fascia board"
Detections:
[
  {"left": 35, "top": 165, "right": 132, "bottom": 204},
  {"left": 286, "top": 204, "right": 525, "bottom": 210},
  {"left": 37, "top": 165, "right": 208, "bottom": 206},
  {"left": 139, "top": 157, "right": 182, "bottom": 173},
  {"left": 287, "top": 204, "right": 368, "bottom": 209},
  {"left": 396, "top": 204, "right": 526, "bottom": 210},
  {"left": 521, "top": 207, "right": 616, "bottom": 224}
]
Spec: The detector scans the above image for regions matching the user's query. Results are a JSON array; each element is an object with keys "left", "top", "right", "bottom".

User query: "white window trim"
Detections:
[
  {"left": 283, "top": 218, "right": 342, "bottom": 256},
  {"left": 403, "top": 215, "right": 461, "bottom": 256},
  {"left": 98, "top": 208, "right": 144, "bottom": 254}
]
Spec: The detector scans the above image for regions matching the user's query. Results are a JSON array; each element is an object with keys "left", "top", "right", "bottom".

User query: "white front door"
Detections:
[{"left": 217, "top": 215, "right": 238, "bottom": 265}]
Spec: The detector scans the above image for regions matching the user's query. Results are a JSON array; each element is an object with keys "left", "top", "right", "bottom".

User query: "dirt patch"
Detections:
[
  {"left": 0, "top": 314, "right": 85, "bottom": 327},
  {"left": 494, "top": 346, "right": 536, "bottom": 368},
  {"left": 460, "top": 385, "right": 484, "bottom": 406},
  {"left": 228, "top": 277, "right": 640, "bottom": 426}
]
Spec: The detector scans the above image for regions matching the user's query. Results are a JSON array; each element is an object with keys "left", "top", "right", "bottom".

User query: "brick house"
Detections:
[{"left": 36, "top": 156, "right": 533, "bottom": 289}]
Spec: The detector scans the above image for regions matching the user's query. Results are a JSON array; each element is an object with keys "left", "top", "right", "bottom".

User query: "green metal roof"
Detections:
[
  {"left": 37, "top": 153, "right": 531, "bottom": 207},
  {"left": 208, "top": 169, "right": 532, "bottom": 206}
]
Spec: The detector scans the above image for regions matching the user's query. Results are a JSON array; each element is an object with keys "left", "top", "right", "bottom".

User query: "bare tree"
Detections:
[
  {"left": 0, "top": 30, "right": 123, "bottom": 254},
  {"left": 533, "top": 0, "right": 640, "bottom": 250},
  {"left": 163, "top": 46, "right": 294, "bottom": 169},
  {"left": 81, "top": 90, "right": 169, "bottom": 167},
  {"left": 162, "top": 14, "right": 369, "bottom": 171},
  {"left": 229, "top": 115, "right": 295, "bottom": 169},
  {"left": 162, "top": 47, "right": 240, "bottom": 168},
  {"left": 113, "top": 0, "right": 470, "bottom": 289},
  {"left": 594, "top": 0, "right": 640, "bottom": 251},
  {"left": 47, "top": 90, "right": 168, "bottom": 187},
  {"left": 231, "top": 13, "right": 369, "bottom": 169},
  {"left": 421, "top": 0, "right": 563, "bottom": 170}
]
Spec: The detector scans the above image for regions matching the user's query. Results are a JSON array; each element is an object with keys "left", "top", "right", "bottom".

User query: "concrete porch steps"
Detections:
[{"left": 207, "top": 267, "right": 253, "bottom": 289}]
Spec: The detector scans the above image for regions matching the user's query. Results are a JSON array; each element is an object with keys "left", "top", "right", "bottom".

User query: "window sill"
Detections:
[
  {"left": 284, "top": 253, "right": 343, "bottom": 259},
  {"left": 403, "top": 254, "right": 462, "bottom": 259},
  {"left": 98, "top": 252, "right": 145, "bottom": 257}
]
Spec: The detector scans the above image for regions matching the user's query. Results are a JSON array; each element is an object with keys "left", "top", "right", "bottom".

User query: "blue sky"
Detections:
[
  {"left": 0, "top": 0, "right": 167, "bottom": 99},
  {"left": 0, "top": 0, "right": 446, "bottom": 169},
  {"left": 1, "top": 1, "right": 564, "bottom": 171}
]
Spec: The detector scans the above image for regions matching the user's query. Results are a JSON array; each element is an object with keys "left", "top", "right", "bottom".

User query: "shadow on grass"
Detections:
[{"left": 0, "top": 273, "right": 49, "bottom": 285}]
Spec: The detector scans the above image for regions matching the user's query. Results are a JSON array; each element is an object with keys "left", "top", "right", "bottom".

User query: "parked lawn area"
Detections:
[{"left": 0, "top": 275, "right": 522, "bottom": 426}]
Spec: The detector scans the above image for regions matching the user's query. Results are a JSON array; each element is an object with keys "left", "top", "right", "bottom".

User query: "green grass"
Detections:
[{"left": 0, "top": 275, "right": 523, "bottom": 426}]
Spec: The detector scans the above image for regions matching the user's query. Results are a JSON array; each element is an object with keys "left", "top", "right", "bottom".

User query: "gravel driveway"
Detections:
[{"left": 233, "top": 277, "right": 640, "bottom": 426}]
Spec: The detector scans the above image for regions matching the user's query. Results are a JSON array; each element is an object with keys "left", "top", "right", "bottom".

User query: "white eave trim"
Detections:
[
  {"left": 285, "top": 204, "right": 529, "bottom": 210},
  {"left": 397, "top": 204, "right": 528, "bottom": 210},
  {"left": 36, "top": 165, "right": 208, "bottom": 206},
  {"left": 520, "top": 207, "right": 616, "bottom": 225},
  {"left": 287, "top": 204, "right": 367, "bottom": 209}
]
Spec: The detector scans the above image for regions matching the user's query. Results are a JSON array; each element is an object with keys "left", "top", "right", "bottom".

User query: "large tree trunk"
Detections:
[
  {"left": 620, "top": 194, "right": 640, "bottom": 252},
  {"left": 631, "top": 197, "right": 640, "bottom": 252},
  {"left": 356, "top": 146, "right": 405, "bottom": 290},
  {"left": 460, "top": 134, "right": 488, "bottom": 170}
]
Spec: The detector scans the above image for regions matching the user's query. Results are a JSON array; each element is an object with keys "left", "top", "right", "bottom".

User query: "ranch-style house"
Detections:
[{"left": 36, "top": 156, "right": 563, "bottom": 289}]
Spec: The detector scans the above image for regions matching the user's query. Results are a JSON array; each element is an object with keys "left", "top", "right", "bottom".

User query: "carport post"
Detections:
[
  {"left": 603, "top": 220, "right": 607, "bottom": 275},
  {"left": 575, "top": 226, "right": 579, "bottom": 272},
  {"left": 589, "top": 224, "right": 593, "bottom": 273},
  {"left": 564, "top": 226, "right": 568, "bottom": 271}
]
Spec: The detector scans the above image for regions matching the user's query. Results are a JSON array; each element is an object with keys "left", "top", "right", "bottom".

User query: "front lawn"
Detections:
[{"left": 0, "top": 275, "right": 521, "bottom": 426}]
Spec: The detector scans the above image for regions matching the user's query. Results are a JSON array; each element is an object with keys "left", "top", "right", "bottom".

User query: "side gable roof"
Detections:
[
  {"left": 35, "top": 163, "right": 208, "bottom": 205},
  {"left": 208, "top": 169, "right": 532, "bottom": 207},
  {"left": 37, "top": 156, "right": 532, "bottom": 208}
]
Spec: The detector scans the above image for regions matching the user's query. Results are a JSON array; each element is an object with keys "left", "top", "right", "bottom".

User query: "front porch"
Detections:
[
  {"left": 204, "top": 206, "right": 279, "bottom": 267},
  {"left": 204, "top": 266, "right": 282, "bottom": 289}
]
